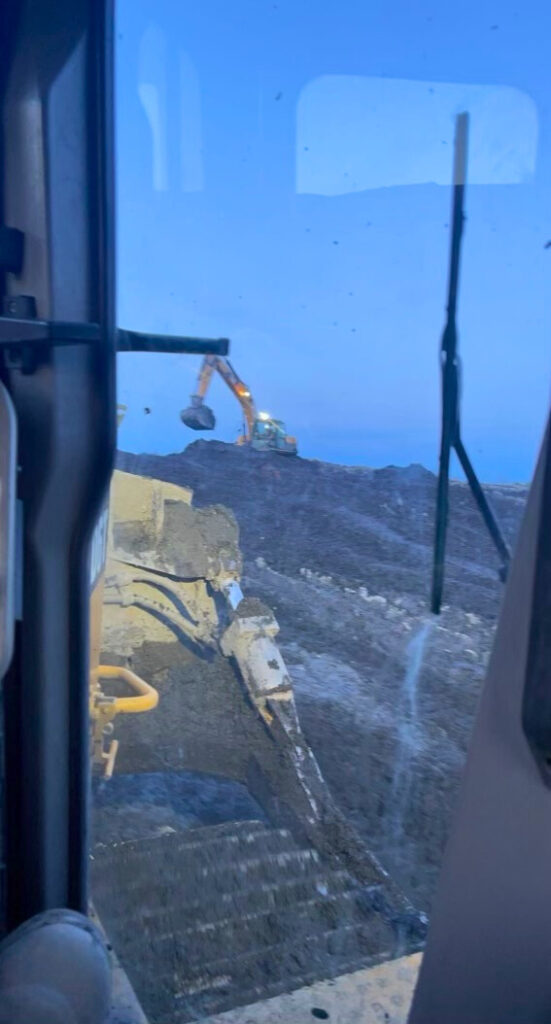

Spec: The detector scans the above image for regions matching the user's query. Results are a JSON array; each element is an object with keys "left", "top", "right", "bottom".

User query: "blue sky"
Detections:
[{"left": 115, "top": 0, "right": 551, "bottom": 482}]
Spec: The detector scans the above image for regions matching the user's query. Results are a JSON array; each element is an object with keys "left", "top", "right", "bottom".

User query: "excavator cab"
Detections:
[{"left": 251, "top": 415, "right": 297, "bottom": 455}]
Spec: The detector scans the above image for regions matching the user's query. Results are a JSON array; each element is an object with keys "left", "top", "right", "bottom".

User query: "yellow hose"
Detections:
[{"left": 92, "top": 665, "right": 159, "bottom": 714}]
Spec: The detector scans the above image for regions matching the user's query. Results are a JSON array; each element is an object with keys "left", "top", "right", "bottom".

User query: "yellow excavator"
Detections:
[{"left": 181, "top": 354, "right": 298, "bottom": 455}]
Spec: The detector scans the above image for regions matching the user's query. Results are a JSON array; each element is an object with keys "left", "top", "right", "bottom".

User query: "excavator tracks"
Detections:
[{"left": 92, "top": 819, "right": 405, "bottom": 1022}]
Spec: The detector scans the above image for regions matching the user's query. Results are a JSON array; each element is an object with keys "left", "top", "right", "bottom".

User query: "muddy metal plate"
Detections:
[
  {"left": 202, "top": 954, "right": 422, "bottom": 1024},
  {"left": 105, "top": 953, "right": 421, "bottom": 1024}
]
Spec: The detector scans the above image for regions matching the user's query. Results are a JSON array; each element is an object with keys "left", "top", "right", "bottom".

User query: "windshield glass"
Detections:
[
  {"left": 255, "top": 420, "right": 281, "bottom": 435},
  {"left": 92, "top": 1, "right": 551, "bottom": 1020}
]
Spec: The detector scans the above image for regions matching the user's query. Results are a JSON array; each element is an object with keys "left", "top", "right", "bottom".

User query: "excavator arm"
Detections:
[
  {"left": 195, "top": 355, "right": 216, "bottom": 399},
  {"left": 213, "top": 356, "right": 258, "bottom": 439},
  {"left": 181, "top": 355, "right": 258, "bottom": 440}
]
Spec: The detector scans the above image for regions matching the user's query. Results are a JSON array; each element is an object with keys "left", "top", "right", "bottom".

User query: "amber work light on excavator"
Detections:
[{"left": 0, "top": 2, "right": 551, "bottom": 1024}]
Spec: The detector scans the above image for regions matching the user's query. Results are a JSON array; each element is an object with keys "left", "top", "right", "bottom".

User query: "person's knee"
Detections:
[
  {"left": 0, "top": 910, "right": 110, "bottom": 1024},
  {"left": 0, "top": 984, "right": 75, "bottom": 1024}
]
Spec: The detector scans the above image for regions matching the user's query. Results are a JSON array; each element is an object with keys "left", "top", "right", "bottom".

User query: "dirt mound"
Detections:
[{"left": 119, "top": 441, "right": 524, "bottom": 617}]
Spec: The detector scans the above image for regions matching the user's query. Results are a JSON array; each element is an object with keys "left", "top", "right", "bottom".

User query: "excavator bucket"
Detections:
[{"left": 180, "top": 396, "right": 216, "bottom": 431}]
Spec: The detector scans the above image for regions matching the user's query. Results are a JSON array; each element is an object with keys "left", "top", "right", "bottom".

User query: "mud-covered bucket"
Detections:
[{"left": 180, "top": 397, "right": 216, "bottom": 431}]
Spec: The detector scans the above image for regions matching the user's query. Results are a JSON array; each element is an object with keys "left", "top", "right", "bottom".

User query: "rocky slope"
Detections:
[{"left": 117, "top": 441, "right": 527, "bottom": 910}]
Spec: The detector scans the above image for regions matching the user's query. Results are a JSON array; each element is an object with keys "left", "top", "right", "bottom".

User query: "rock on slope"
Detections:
[{"left": 117, "top": 441, "right": 526, "bottom": 910}]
